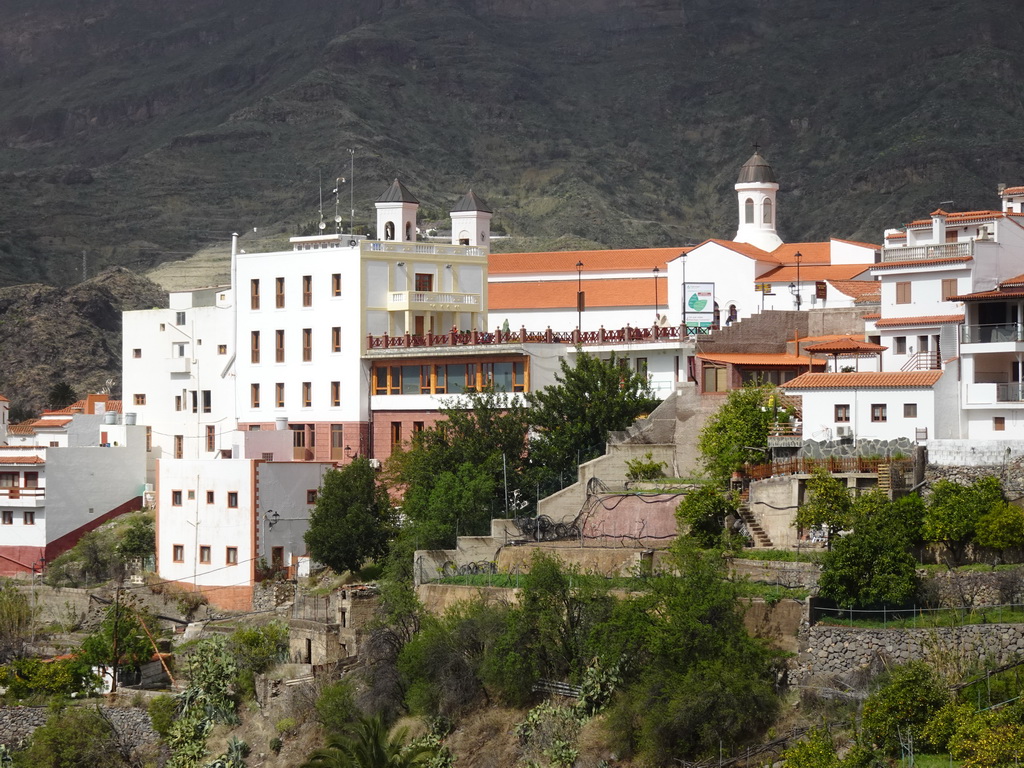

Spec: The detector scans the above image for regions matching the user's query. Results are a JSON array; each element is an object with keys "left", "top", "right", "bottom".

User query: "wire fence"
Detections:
[{"left": 811, "top": 601, "right": 1024, "bottom": 628}]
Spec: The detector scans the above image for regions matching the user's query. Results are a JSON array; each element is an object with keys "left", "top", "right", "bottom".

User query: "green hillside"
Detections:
[{"left": 2, "top": 0, "right": 1024, "bottom": 287}]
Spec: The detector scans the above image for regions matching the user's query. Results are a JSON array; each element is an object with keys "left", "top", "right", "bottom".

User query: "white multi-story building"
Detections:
[{"left": 0, "top": 395, "right": 147, "bottom": 576}]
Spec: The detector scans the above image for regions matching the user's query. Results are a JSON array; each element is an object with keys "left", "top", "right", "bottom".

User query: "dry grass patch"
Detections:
[{"left": 447, "top": 706, "right": 523, "bottom": 768}]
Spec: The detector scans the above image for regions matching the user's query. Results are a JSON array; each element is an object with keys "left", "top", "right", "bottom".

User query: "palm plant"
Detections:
[{"left": 302, "top": 715, "right": 436, "bottom": 768}]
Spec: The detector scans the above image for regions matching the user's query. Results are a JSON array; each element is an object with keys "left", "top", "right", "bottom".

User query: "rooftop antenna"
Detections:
[
  {"left": 348, "top": 148, "right": 355, "bottom": 234},
  {"left": 334, "top": 177, "right": 343, "bottom": 234},
  {"left": 318, "top": 169, "right": 326, "bottom": 231}
]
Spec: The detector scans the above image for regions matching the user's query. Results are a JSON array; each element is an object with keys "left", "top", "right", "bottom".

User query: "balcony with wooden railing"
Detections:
[{"left": 743, "top": 456, "right": 913, "bottom": 481}]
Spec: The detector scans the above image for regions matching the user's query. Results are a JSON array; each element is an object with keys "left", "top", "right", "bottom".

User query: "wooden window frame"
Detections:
[
  {"left": 332, "top": 273, "right": 342, "bottom": 296},
  {"left": 995, "top": 416, "right": 1006, "bottom": 432},
  {"left": 275, "top": 329, "right": 285, "bottom": 363},
  {"left": 226, "top": 547, "right": 238, "bottom": 565},
  {"left": 134, "top": 394, "right": 146, "bottom": 406},
  {"left": 172, "top": 544, "right": 185, "bottom": 563},
  {"left": 904, "top": 403, "right": 918, "bottom": 418},
  {"left": 331, "top": 381, "right": 341, "bottom": 407},
  {"left": 172, "top": 490, "right": 183, "bottom": 506},
  {"left": 227, "top": 491, "right": 239, "bottom": 508},
  {"left": 206, "top": 491, "right": 215, "bottom": 504},
  {"left": 250, "top": 279, "right": 260, "bottom": 310},
  {"left": 302, "top": 328, "right": 312, "bottom": 361},
  {"left": 871, "top": 404, "right": 887, "bottom": 422},
  {"left": 251, "top": 330, "right": 260, "bottom": 364},
  {"left": 275, "top": 277, "right": 285, "bottom": 308},
  {"left": 1, "top": 511, "right": 11, "bottom": 525},
  {"left": 251, "top": 383, "right": 260, "bottom": 408},
  {"left": 276, "top": 382, "right": 285, "bottom": 408},
  {"left": 941, "top": 278, "right": 958, "bottom": 301},
  {"left": 834, "top": 404, "right": 850, "bottom": 423},
  {"left": 132, "top": 348, "right": 142, "bottom": 358},
  {"left": 332, "top": 326, "right": 341, "bottom": 352},
  {"left": 302, "top": 382, "right": 312, "bottom": 408},
  {"left": 23, "top": 510, "right": 34, "bottom": 525},
  {"left": 206, "top": 425, "right": 216, "bottom": 452},
  {"left": 306, "top": 490, "right": 318, "bottom": 504},
  {"left": 174, "top": 435, "right": 183, "bottom": 459},
  {"left": 895, "top": 281, "right": 911, "bottom": 304},
  {"left": 302, "top": 275, "right": 312, "bottom": 307},
  {"left": 199, "top": 545, "right": 211, "bottom": 564}
]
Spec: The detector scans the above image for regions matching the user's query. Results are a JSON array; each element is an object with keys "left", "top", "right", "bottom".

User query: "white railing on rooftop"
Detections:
[
  {"left": 366, "top": 241, "right": 485, "bottom": 257},
  {"left": 880, "top": 241, "right": 973, "bottom": 263}
]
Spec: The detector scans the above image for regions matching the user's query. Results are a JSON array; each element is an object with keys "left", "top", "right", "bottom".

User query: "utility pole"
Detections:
[{"left": 110, "top": 582, "right": 120, "bottom": 694}]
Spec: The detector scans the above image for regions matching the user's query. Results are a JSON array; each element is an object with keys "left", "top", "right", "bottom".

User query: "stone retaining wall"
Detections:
[
  {"left": 0, "top": 704, "right": 159, "bottom": 749},
  {"left": 796, "top": 624, "right": 1024, "bottom": 683}
]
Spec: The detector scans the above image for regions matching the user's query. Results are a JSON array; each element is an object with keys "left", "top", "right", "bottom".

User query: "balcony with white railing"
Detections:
[
  {"left": 0, "top": 486, "right": 45, "bottom": 506},
  {"left": 387, "top": 291, "right": 482, "bottom": 312},
  {"left": 881, "top": 240, "right": 974, "bottom": 263},
  {"left": 365, "top": 241, "right": 486, "bottom": 258}
]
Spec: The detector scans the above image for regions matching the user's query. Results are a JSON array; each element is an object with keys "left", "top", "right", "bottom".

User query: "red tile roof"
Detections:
[
  {"left": 758, "top": 265, "right": 873, "bottom": 282},
  {"left": 6, "top": 425, "right": 34, "bottom": 435},
  {"left": 862, "top": 312, "right": 881, "bottom": 320},
  {"left": 951, "top": 288, "right": 1024, "bottom": 301},
  {"left": 829, "top": 280, "right": 880, "bottom": 301},
  {"left": 1002, "top": 187, "right": 1024, "bottom": 196},
  {"left": 697, "top": 352, "right": 825, "bottom": 368},
  {"left": 0, "top": 456, "right": 46, "bottom": 464},
  {"left": 874, "top": 314, "right": 964, "bottom": 328},
  {"left": 1001, "top": 273, "right": 1024, "bottom": 287},
  {"left": 830, "top": 238, "right": 881, "bottom": 249},
  {"left": 803, "top": 339, "right": 887, "bottom": 354},
  {"left": 696, "top": 239, "right": 776, "bottom": 261},
  {"left": 769, "top": 242, "right": 832, "bottom": 265},
  {"left": 489, "top": 248, "right": 684, "bottom": 275},
  {"left": 886, "top": 232, "right": 907, "bottom": 239},
  {"left": 781, "top": 371, "right": 944, "bottom": 390},
  {"left": 906, "top": 210, "right": 1005, "bottom": 227},
  {"left": 489, "top": 277, "right": 666, "bottom": 310},
  {"left": 43, "top": 399, "right": 123, "bottom": 415}
]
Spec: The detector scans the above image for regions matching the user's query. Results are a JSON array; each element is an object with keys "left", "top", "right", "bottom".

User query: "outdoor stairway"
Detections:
[
  {"left": 736, "top": 489, "right": 773, "bottom": 548},
  {"left": 877, "top": 463, "right": 892, "bottom": 499}
]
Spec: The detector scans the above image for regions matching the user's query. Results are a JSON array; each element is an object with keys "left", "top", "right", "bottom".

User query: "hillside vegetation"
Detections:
[{"left": 1, "top": 0, "right": 1024, "bottom": 288}]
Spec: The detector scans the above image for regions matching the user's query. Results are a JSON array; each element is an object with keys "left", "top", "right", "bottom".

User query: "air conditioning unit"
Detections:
[
  {"left": 836, "top": 426, "right": 853, "bottom": 438},
  {"left": 368, "top": 458, "right": 381, "bottom": 469}
]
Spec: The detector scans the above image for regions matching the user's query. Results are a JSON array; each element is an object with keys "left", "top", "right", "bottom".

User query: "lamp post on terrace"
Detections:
[
  {"left": 653, "top": 266, "right": 660, "bottom": 326},
  {"left": 789, "top": 250, "right": 803, "bottom": 309},
  {"left": 680, "top": 253, "right": 688, "bottom": 337},
  {"left": 576, "top": 260, "right": 584, "bottom": 334}
]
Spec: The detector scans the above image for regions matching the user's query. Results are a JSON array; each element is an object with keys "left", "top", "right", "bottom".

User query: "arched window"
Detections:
[
  {"left": 763, "top": 198, "right": 773, "bottom": 224},
  {"left": 405, "top": 222, "right": 413, "bottom": 241},
  {"left": 713, "top": 301, "right": 721, "bottom": 328},
  {"left": 727, "top": 304, "right": 738, "bottom": 325},
  {"left": 384, "top": 222, "right": 395, "bottom": 241},
  {"left": 744, "top": 198, "right": 754, "bottom": 224}
]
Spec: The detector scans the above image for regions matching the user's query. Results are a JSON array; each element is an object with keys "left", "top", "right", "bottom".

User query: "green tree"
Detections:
[
  {"left": 862, "top": 662, "right": 948, "bottom": 755},
  {"left": 923, "top": 477, "right": 1005, "bottom": 564},
  {"left": 79, "top": 597, "right": 157, "bottom": 672},
  {"left": 301, "top": 714, "right": 436, "bottom": 768},
  {"left": 46, "top": 380, "right": 78, "bottom": 410},
  {"left": 386, "top": 389, "right": 532, "bottom": 563},
  {"left": 305, "top": 458, "right": 393, "bottom": 575},
  {"left": 227, "top": 621, "right": 289, "bottom": 699},
  {"left": 675, "top": 486, "right": 734, "bottom": 547},
  {"left": 696, "top": 384, "right": 774, "bottom": 485},
  {"left": 817, "top": 519, "right": 917, "bottom": 608},
  {"left": 599, "top": 542, "right": 781, "bottom": 762},
  {"left": 795, "top": 468, "right": 854, "bottom": 549},
  {"left": 14, "top": 704, "right": 127, "bottom": 768},
  {"left": 114, "top": 513, "right": 155, "bottom": 562},
  {"left": 526, "top": 350, "right": 658, "bottom": 487},
  {"left": 975, "top": 501, "right": 1024, "bottom": 561},
  {"left": 0, "top": 578, "right": 33, "bottom": 662}
]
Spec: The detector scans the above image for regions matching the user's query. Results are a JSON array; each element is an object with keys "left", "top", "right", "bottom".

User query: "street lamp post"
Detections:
[
  {"left": 789, "top": 251, "right": 803, "bottom": 309},
  {"left": 576, "top": 261, "right": 584, "bottom": 334},
  {"left": 653, "top": 266, "right": 660, "bottom": 327},
  {"left": 680, "top": 253, "right": 688, "bottom": 337}
]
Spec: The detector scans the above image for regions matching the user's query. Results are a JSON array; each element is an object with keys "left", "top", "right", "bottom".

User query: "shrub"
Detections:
[
  {"left": 16, "top": 703, "right": 127, "bottom": 768},
  {"left": 675, "top": 486, "right": 733, "bottom": 547},
  {"left": 315, "top": 679, "right": 358, "bottom": 734},
  {"left": 625, "top": 452, "right": 667, "bottom": 481},
  {"left": 862, "top": 662, "right": 948, "bottom": 755},
  {"left": 148, "top": 694, "right": 177, "bottom": 738}
]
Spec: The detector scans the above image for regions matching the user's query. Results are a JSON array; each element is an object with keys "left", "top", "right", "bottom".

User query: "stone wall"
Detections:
[
  {"left": 796, "top": 624, "right": 1024, "bottom": 683},
  {"left": 253, "top": 580, "right": 296, "bottom": 612},
  {"left": 730, "top": 558, "right": 821, "bottom": 590},
  {"left": 799, "top": 438, "right": 915, "bottom": 460},
  {"left": 0, "top": 704, "right": 159, "bottom": 749},
  {"left": 925, "top": 440, "right": 1024, "bottom": 469}
]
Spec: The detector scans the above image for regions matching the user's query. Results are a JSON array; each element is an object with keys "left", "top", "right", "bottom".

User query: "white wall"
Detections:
[
  {"left": 156, "top": 459, "right": 255, "bottom": 588},
  {"left": 793, "top": 386, "right": 936, "bottom": 443}
]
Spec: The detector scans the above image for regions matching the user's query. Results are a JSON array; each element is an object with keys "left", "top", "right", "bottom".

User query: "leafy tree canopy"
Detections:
[
  {"left": 795, "top": 468, "right": 854, "bottom": 549},
  {"left": 526, "top": 350, "right": 658, "bottom": 487},
  {"left": 923, "top": 476, "right": 1005, "bottom": 562},
  {"left": 675, "top": 485, "right": 735, "bottom": 548},
  {"left": 697, "top": 383, "right": 775, "bottom": 484},
  {"left": 305, "top": 458, "right": 393, "bottom": 575},
  {"left": 79, "top": 596, "right": 158, "bottom": 671}
]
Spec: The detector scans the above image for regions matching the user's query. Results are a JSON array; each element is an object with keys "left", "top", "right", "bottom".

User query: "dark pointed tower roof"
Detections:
[
  {"left": 737, "top": 151, "right": 778, "bottom": 184},
  {"left": 452, "top": 189, "right": 492, "bottom": 214},
  {"left": 376, "top": 178, "right": 419, "bottom": 204}
]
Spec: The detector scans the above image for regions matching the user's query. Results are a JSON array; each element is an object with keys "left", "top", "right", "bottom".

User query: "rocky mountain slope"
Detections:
[
  {"left": 2, "top": 0, "right": 1024, "bottom": 289},
  {"left": 0, "top": 268, "right": 167, "bottom": 415}
]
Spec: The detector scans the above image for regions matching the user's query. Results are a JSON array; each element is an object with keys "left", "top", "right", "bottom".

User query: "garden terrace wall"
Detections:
[
  {"left": 796, "top": 624, "right": 1024, "bottom": 683},
  {"left": 0, "top": 704, "right": 158, "bottom": 749}
]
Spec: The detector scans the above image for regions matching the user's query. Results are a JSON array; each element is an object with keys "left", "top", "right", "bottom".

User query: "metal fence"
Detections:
[{"left": 811, "top": 601, "right": 1024, "bottom": 627}]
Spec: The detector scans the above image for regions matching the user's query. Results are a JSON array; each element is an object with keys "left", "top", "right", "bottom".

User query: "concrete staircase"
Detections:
[{"left": 736, "top": 488, "right": 773, "bottom": 548}]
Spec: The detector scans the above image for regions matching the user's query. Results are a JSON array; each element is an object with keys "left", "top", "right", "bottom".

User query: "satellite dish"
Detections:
[
  {"left": 657, "top": 314, "right": 669, "bottom": 327},
  {"left": 335, "top": 215, "right": 342, "bottom": 223},
  {"left": 348, "top": 239, "right": 357, "bottom": 247},
  {"left": 318, "top": 220, "right": 326, "bottom": 230}
]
